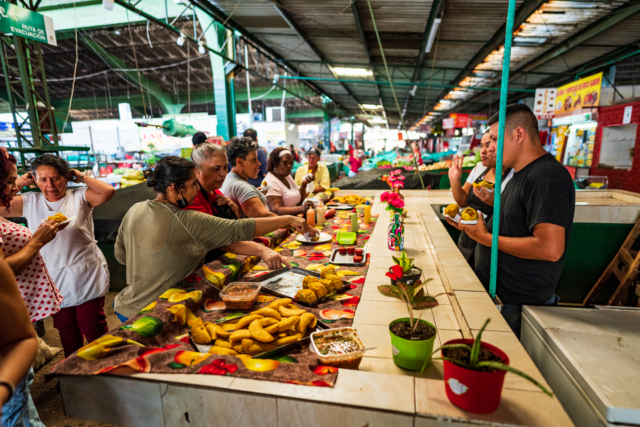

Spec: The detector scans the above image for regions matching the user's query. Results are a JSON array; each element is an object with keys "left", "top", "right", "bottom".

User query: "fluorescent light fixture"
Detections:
[
  {"left": 361, "top": 104, "right": 383, "bottom": 110},
  {"left": 425, "top": 18, "right": 441, "bottom": 54},
  {"left": 288, "top": 124, "right": 295, "bottom": 130},
  {"left": 513, "top": 37, "right": 547, "bottom": 44},
  {"left": 332, "top": 67, "right": 373, "bottom": 77},
  {"left": 176, "top": 33, "right": 185, "bottom": 47},
  {"left": 198, "top": 42, "right": 206, "bottom": 55},
  {"left": 369, "top": 117, "right": 387, "bottom": 124}
]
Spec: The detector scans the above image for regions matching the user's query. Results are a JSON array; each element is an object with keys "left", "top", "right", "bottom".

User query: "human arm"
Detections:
[
  {"left": 0, "top": 257, "right": 38, "bottom": 409},
  {"left": 266, "top": 195, "right": 306, "bottom": 216},
  {"left": 448, "top": 156, "right": 470, "bottom": 207},
  {"left": 215, "top": 194, "right": 241, "bottom": 219},
  {"left": 219, "top": 241, "right": 291, "bottom": 270},
  {"left": 241, "top": 197, "right": 278, "bottom": 218},
  {"left": 472, "top": 186, "right": 494, "bottom": 206},
  {"left": 68, "top": 169, "right": 116, "bottom": 208},
  {"left": 114, "top": 219, "right": 127, "bottom": 265},
  {"left": 3, "top": 221, "right": 59, "bottom": 275}
]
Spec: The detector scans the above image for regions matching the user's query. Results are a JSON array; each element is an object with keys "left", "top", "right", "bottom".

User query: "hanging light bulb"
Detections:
[
  {"left": 176, "top": 33, "right": 185, "bottom": 47},
  {"left": 198, "top": 41, "right": 206, "bottom": 55}
]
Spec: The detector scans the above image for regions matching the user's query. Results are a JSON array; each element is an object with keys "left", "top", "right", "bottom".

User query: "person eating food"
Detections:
[
  {"left": 0, "top": 154, "right": 115, "bottom": 357},
  {"left": 188, "top": 142, "right": 291, "bottom": 268},
  {"left": 221, "top": 136, "right": 276, "bottom": 218},
  {"left": 294, "top": 148, "right": 330, "bottom": 194},
  {"left": 114, "top": 156, "right": 317, "bottom": 321},
  {"left": 447, "top": 130, "right": 513, "bottom": 265},
  {"left": 264, "top": 147, "right": 315, "bottom": 215}
]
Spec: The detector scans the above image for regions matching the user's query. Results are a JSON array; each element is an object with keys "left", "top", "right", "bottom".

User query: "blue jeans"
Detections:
[
  {"left": 501, "top": 294, "right": 560, "bottom": 339},
  {"left": 1, "top": 368, "right": 45, "bottom": 427}
]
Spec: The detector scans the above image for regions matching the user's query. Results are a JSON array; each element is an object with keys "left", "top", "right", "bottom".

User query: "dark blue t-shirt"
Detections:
[{"left": 474, "top": 154, "right": 575, "bottom": 306}]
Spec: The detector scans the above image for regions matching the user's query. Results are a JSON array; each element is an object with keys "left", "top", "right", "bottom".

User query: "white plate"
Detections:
[
  {"left": 41, "top": 215, "right": 76, "bottom": 230},
  {"left": 444, "top": 213, "right": 461, "bottom": 223},
  {"left": 297, "top": 232, "right": 332, "bottom": 244}
]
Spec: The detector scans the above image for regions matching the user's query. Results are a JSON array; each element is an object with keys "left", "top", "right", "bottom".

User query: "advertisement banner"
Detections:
[
  {"left": 449, "top": 113, "right": 471, "bottom": 128},
  {"left": 555, "top": 72, "right": 602, "bottom": 117},
  {"left": 534, "top": 88, "right": 557, "bottom": 119},
  {"left": 442, "top": 118, "right": 455, "bottom": 130}
]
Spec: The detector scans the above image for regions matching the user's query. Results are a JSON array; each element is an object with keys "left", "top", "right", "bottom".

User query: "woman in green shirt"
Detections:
[{"left": 114, "top": 156, "right": 316, "bottom": 320}]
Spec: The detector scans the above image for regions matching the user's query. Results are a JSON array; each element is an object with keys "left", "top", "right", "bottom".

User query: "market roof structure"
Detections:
[{"left": 8, "top": 0, "right": 640, "bottom": 128}]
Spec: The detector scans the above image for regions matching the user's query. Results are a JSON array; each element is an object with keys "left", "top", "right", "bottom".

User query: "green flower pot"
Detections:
[{"left": 389, "top": 318, "right": 437, "bottom": 371}]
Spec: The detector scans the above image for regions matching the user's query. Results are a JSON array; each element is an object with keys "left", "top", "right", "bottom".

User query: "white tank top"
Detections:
[{"left": 22, "top": 188, "right": 109, "bottom": 308}]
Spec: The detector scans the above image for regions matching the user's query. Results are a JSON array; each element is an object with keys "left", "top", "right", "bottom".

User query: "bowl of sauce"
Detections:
[{"left": 310, "top": 327, "right": 366, "bottom": 369}]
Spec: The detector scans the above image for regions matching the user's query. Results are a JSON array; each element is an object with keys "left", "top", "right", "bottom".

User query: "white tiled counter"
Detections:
[{"left": 59, "top": 190, "right": 574, "bottom": 427}]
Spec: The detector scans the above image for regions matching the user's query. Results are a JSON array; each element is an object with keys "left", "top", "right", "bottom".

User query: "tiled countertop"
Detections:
[{"left": 60, "top": 189, "right": 575, "bottom": 427}]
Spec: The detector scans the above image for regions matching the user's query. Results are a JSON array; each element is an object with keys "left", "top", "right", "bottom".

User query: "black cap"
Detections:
[
  {"left": 307, "top": 148, "right": 321, "bottom": 157},
  {"left": 192, "top": 132, "right": 207, "bottom": 146}
]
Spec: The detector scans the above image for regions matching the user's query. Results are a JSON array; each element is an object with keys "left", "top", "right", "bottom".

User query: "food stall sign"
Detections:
[
  {"left": 534, "top": 88, "right": 557, "bottom": 119},
  {"left": 623, "top": 106, "right": 632, "bottom": 124},
  {"left": 449, "top": 113, "right": 471, "bottom": 128},
  {"left": 442, "top": 118, "right": 455, "bottom": 129},
  {"left": 555, "top": 72, "right": 602, "bottom": 117},
  {"left": 0, "top": 1, "right": 56, "bottom": 46}
]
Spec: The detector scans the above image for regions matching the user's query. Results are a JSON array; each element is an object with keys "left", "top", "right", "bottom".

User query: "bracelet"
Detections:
[{"left": 0, "top": 380, "right": 15, "bottom": 400}]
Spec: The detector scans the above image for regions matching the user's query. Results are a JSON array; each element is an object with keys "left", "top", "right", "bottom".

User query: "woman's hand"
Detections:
[
  {"left": 473, "top": 186, "right": 494, "bottom": 206},
  {"left": 216, "top": 194, "right": 237, "bottom": 211},
  {"left": 290, "top": 216, "right": 318, "bottom": 237},
  {"left": 259, "top": 247, "right": 292, "bottom": 270},
  {"left": 16, "top": 172, "right": 35, "bottom": 189},
  {"left": 67, "top": 169, "right": 84, "bottom": 183},
  {"left": 448, "top": 155, "right": 463, "bottom": 185},
  {"left": 32, "top": 220, "right": 59, "bottom": 246},
  {"left": 302, "top": 199, "right": 315, "bottom": 211}
]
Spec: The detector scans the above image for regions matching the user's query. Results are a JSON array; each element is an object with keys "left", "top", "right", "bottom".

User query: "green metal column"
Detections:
[
  {"left": 323, "top": 111, "right": 330, "bottom": 149},
  {"left": 196, "top": 9, "right": 236, "bottom": 140}
]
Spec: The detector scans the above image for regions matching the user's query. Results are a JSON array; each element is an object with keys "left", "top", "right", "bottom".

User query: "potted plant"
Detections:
[
  {"left": 421, "top": 318, "right": 553, "bottom": 414},
  {"left": 390, "top": 250, "right": 421, "bottom": 286},
  {"left": 378, "top": 265, "right": 442, "bottom": 371}
]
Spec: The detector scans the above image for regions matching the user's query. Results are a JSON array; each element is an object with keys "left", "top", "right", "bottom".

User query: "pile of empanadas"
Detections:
[{"left": 295, "top": 268, "right": 342, "bottom": 304}]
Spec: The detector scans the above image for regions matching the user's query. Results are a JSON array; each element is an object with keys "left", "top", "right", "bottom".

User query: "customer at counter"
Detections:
[
  {"left": 265, "top": 147, "right": 314, "bottom": 216},
  {"left": 114, "top": 156, "right": 316, "bottom": 321},
  {"left": 1, "top": 154, "right": 116, "bottom": 357},
  {"left": 448, "top": 130, "right": 513, "bottom": 265},
  {"left": 294, "top": 148, "right": 331, "bottom": 194},
  {"left": 188, "top": 142, "right": 291, "bottom": 269},
  {"left": 243, "top": 129, "right": 268, "bottom": 188},
  {"left": 447, "top": 104, "right": 574, "bottom": 337},
  {"left": 221, "top": 136, "right": 276, "bottom": 218}
]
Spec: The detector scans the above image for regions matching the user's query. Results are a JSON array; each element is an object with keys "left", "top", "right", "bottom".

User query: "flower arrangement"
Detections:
[
  {"left": 381, "top": 191, "right": 405, "bottom": 213},
  {"left": 381, "top": 169, "right": 406, "bottom": 190}
]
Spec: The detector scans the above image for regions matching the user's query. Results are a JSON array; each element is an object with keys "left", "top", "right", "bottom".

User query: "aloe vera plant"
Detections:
[
  {"left": 379, "top": 265, "right": 441, "bottom": 331},
  {"left": 391, "top": 250, "right": 415, "bottom": 273},
  {"left": 420, "top": 318, "right": 553, "bottom": 397}
]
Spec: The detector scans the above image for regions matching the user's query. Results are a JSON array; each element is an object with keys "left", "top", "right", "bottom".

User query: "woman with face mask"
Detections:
[
  {"left": 264, "top": 147, "right": 315, "bottom": 216},
  {"left": 114, "top": 156, "right": 317, "bottom": 322},
  {"left": 0, "top": 154, "right": 116, "bottom": 357}
]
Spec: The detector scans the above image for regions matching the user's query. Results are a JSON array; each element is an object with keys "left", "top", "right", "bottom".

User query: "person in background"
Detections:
[
  {"left": 448, "top": 104, "right": 574, "bottom": 337},
  {"left": 221, "top": 136, "right": 277, "bottom": 218},
  {"left": 188, "top": 143, "right": 291, "bottom": 269},
  {"left": 0, "top": 154, "right": 116, "bottom": 357},
  {"left": 344, "top": 148, "right": 362, "bottom": 178},
  {"left": 289, "top": 144, "right": 300, "bottom": 163},
  {"left": 243, "top": 129, "right": 268, "bottom": 188},
  {"left": 265, "top": 147, "right": 314, "bottom": 215},
  {"left": 192, "top": 132, "right": 207, "bottom": 148},
  {"left": 294, "top": 148, "right": 331, "bottom": 194},
  {"left": 448, "top": 130, "right": 514, "bottom": 265},
  {"left": 114, "top": 157, "right": 316, "bottom": 320}
]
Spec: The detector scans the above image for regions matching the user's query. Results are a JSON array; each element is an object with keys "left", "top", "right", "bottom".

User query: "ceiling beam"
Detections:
[{"left": 265, "top": 0, "right": 364, "bottom": 113}]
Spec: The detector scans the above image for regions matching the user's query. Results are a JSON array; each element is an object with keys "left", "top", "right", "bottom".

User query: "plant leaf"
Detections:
[
  {"left": 391, "top": 255, "right": 401, "bottom": 265},
  {"left": 396, "top": 281, "right": 414, "bottom": 304},
  {"left": 377, "top": 285, "right": 403, "bottom": 300},
  {"left": 476, "top": 361, "right": 554, "bottom": 397},
  {"left": 471, "top": 318, "right": 491, "bottom": 368},
  {"left": 420, "top": 344, "right": 471, "bottom": 373},
  {"left": 413, "top": 295, "right": 439, "bottom": 310}
]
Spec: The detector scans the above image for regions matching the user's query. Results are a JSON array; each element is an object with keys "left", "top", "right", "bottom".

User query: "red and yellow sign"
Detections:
[
  {"left": 555, "top": 72, "right": 602, "bottom": 117},
  {"left": 449, "top": 113, "right": 471, "bottom": 128}
]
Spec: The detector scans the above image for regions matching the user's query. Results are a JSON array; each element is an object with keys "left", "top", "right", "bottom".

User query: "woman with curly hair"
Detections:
[
  {"left": 0, "top": 154, "right": 116, "bottom": 357},
  {"left": 264, "top": 147, "right": 314, "bottom": 215}
]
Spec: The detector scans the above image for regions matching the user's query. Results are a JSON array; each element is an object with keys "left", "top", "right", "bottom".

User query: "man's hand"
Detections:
[
  {"left": 448, "top": 155, "right": 463, "bottom": 185},
  {"left": 260, "top": 247, "right": 292, "bottom": 270},
  {"left": 473, "top": 186, "right": 494, "bottom": 206},
  {"left": 445, "top": 214, "right": 490, "bottom": 245},
  {"left": 290, "top": 216, "right": 318, "bottom": 238},
  {"left": 303, "top": 173, "right": 315, "bottom": 184}
]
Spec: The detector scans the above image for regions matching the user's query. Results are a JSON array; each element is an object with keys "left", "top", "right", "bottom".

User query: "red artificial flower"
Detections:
[{"left": 386, "top": 264, "right": 404, "bottom": 281}]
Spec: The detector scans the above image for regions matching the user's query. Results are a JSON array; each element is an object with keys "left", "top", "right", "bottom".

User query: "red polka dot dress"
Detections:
[{"left": 0, "top": 219, "right": 63, "bottom": 322}]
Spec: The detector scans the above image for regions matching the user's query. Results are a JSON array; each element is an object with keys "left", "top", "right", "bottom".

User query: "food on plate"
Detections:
[
  {"left": 241, "top": 339, "right": 277, "bottom": 356},
  {"left": 310, "top": 235, "right": 320, "bottom": 242},
  {"left": 272, "top": 336, "right": 299, "bottom": 346},
  {"left": 320, "top": 267, "right": 336, "bottom": 279},
  {"left": 302, "top": 276, "right": 319, "bottom": 289},
  {"left": 251, "top": 307, "right": 282, "bottom": 321},
  {"left": 191, "top": 318, "right": 212, "bottom": 344},
  {"left": 296, "top": 313, "right": 316, "bottom": 335},
  {"left": 353, "top": 255, "right": 363, "bottom": 263},
  {"left": 229, "top": 329, "right": 252, "bottom": 341},
  {"left": 260, "top": 317, "right": 279, "bottom": 327},
  {"left": 277, "top": 316, "right": 300, "bottom": 332},
  {"left": 324, "top": 275, "right": 342, "bottom": 292},
  {"left": 267, "top": 298, "right": 292, "bottom": 310},
  {"left": 461, "top": 207, "right": 479, "bottom": 221},
  {"left": 294, "top": 289, "right": 318, "bottom": 304},
  {"left": 249, "top": 319, "right": 275, "bottom": 343},
  {"left": 472, "top": 180, "right": 494, "bottom": 190},
  {"left": 213, "top": 324, "right": 232, "bottom": 339},
  {"left": 444, "top": 204, "right": 459, "bottom": 218},
  {"left": 208, "top": 346, "right": 238, "bottom": 356},
  {"left": 47, "top": 213, "right": 68, "bottom": 223},
  {"left": 214, "top": 338, "right": 233, "bottom": 349},
  {"left": 279, "top": 304, "right": 306, "bottom": 317},
  {"left": 234, "top": 314, "right": 263, "bottom": 331},
  {"left": 331, "top": 195, "right": 367, "bottom": 205},
  {"left": 307, "top": 282, "right": 328, "bottom": 299},
  {"left": 204, "top": 322, "right": 217, "bottom": 340}
]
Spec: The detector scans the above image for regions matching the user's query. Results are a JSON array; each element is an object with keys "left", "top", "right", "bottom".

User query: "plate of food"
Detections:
[
  {"left": 41, "top": 213, "right": 75, "bottom": 230},
  {"left": 443, "top": 204, "right": 461, "bottom": 223},
  {"left": 443, "top": 205, "right": 485, "bottom": 225},
  {"left": 297, "top": 232, "right": 332, "bottom": 244},
  {"left": 472, "top": 180, "right": 494, "bottom": 193}
]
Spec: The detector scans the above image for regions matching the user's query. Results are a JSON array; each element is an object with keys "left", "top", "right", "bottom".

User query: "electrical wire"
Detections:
[
  {"left": 125, "top": 9, "right": 149, "bottom": 119},
  {"left": 62, "top": 1, "right": 78, "bottom": 132}
]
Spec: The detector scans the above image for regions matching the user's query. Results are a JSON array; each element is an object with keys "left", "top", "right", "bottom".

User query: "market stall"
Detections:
[{"left": 50, "top": 190, "right": 572, "bottom": 427}]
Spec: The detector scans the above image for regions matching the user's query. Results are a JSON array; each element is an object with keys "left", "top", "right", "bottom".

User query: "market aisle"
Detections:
[{"left": 31, "top": 292, "right": 123, "bottom": 427}]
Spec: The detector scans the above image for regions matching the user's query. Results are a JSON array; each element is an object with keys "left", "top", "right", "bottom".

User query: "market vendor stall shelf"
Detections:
[{"left": 54, "top": 190, "right": 573, "bottom": 427}]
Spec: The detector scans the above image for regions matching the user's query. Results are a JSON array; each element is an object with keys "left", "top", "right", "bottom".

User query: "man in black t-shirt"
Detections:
[{"left": 446, "top": 104, "right": 575, "bottom": 337}]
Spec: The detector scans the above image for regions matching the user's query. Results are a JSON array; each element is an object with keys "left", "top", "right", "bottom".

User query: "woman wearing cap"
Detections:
[
  {"left": 294, "top": 148, "right": 331, "bottom": 193},
  {"left": 265, "top": 147, "right": 315, "bottom": 215}
]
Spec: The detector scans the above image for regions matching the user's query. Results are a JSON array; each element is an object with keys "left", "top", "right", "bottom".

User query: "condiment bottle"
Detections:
[
  {"left": 350, "top": 207, "right": 358, "bottom": 233},
  {"left": 316, "top": 202, "right": 325, "bottom": 228},
  {"left": 307, "top": 206, "right": 316, "bottom": 227},
  {"left": 364, "top": 201, "right": 371, "bottom": 224}
]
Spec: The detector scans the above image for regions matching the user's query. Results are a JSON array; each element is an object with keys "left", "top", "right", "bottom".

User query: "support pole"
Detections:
[
  {"left": 245, "top": 43, "right": 253, "bottom": 128},
  {"left": 489, "top": 0, "right": 517, "bottom": 299}
]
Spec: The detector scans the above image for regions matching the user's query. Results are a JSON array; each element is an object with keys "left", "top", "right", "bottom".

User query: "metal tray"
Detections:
[
  {"left": 326, "top": 203, "right": 353, "bottom": 210},
  {"left": 188, "top": 307, "right": 330, "bottom": 359},
  {"left": 247, "top": 267, "right": 348, "bottom": 307},
  {"left": 329, "top": 248, "right": 367, "bottom": 265}
]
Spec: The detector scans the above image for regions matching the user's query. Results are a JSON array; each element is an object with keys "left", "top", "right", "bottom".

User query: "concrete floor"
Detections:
[{"left": 32, "top": 292, "right": 123, "bottom": 427}]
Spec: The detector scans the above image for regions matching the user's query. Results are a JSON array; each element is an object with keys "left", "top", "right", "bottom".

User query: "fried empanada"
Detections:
[
  {"left": 302, "top": 276, "right": 319, "bottom": 289},
  {"left": 294, "top": 289, "right": 317, "bottom": 305},
  {"left": 267, "top": 298, "right": 293, "bottom": 310},
  {"left": 251, "top": 307, "right": 282, "bottom": 321},
  {"left": 320, "top": 267, "right": 336, "bottom": 279},
  {"left": 296, "top": 312, "right": 316, "bottom": 335},
  {"left": 260, "top": 317, "right": 279, "bottom": 327},
  {"left": 229, "top": 329, "right": 252, "bottom": 341},
  {"left": 213, "top": 324, "right": 232, "bottom": 339},
  {"left": 307, "top": 282, "right": 328, "bottom": 299},
  {"left": 235, "top": 314, "right": 263, "bottom": 330},
  {"left": 208, "top": 346, "right": 237, "bottom": 356},
  {"left": 191, "top": 318, "right": 212, "bottom": 344},
  {"left": 248, "top": 319, "right": 275, "bottom": 342},
  {"left": 204, "top": 322, "right": 218, "bottom": 341},
  {"left": 277, "top": 316, "right": 300, "bottom": 332},
  {"left": 214, "top": 338, "right": 232, "bottom": 349},
  {"left": 272, "top": 336, "right": 299, "bottom": 346},
  {"left": 279, "top": 305, "right": 306, "bottom": 317}
]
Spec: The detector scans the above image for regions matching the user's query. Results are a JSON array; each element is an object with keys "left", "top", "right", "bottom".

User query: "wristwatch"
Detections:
[{"left": 0, "top": 380, "right": 15, "bottom": 400}]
